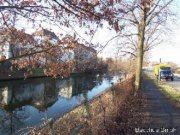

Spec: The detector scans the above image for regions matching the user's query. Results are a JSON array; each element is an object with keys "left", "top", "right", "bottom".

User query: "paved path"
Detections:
[{"left": 141, "top": 75, "right": 180, "bottom": 135}]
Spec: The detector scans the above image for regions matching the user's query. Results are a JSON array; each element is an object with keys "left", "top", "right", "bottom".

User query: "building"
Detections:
[
  {"left": 74, "top": 43, "right": 97, "bottom": 72},
  {"left": 33, "top": 28, "right": 59, "bottom": 44},
  {"left": 32, "top": 28, "right": 60, "bottom": 65},
  {"left": 61, "top": 35, "right": 97, "bottom": 72},
  {"left": 0, "top": 28, "right": 35, "bottom": 60},
  {"left": 0, "top": 28, "right": 97, "bottom": 73}
]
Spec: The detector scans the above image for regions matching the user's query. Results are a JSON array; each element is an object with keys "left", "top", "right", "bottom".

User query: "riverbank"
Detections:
[
  {"left": 0, "top": 72, "right": 122, "bottom": 135},
  {"left": 29, "top": 74, "right": 148, "bottom": 135},
  {"left": 0, "top": 67, "right": 46, "bottom": 81},
  {"left": 0, "top": 68, "right": 108, "bottom": 81}
]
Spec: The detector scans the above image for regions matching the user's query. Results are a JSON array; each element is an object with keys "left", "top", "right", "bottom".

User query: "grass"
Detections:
[{"left": 145, "top": 72, "right": 180, "bottom": 103}]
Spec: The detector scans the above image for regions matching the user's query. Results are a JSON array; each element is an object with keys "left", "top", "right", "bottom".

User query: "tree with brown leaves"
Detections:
[{"left": 0, "top": 0, "right": 176, "bottom": 87}]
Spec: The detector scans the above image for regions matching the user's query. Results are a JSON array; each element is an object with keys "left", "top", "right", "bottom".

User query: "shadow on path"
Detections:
[{"left": 141, "top": 75, "right": 180, "bottom": 135}]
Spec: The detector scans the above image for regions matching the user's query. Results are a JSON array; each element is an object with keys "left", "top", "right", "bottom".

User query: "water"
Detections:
[{"left": 0, "top": 73, "right": 121, "bottom": 135}]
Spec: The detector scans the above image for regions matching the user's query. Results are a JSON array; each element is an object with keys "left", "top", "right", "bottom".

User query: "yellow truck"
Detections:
[{"left": 154, "top": 63, "right": 174, "bottom": 81}]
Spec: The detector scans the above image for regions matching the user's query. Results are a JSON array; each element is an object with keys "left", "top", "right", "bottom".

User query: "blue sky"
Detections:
[
  {"left": 97, "top": 0, "right": 180, "bottom": 65},
  {"left": 150, "top": 0, "right": 180, "bottom": 65},
  {"left": 20, "top": 0, "right": 180, "bottom": 65}
]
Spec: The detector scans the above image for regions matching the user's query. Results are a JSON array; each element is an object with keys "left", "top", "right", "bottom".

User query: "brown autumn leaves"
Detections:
[
  {"left": 0, "top": 0, "right": 124, "bottom": 78},
  {"left": 0, "top": 0, "right": 174, "bottom": 79}
]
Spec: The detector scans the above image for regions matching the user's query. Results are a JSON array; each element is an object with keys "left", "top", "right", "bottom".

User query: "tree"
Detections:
[
  {"left": 0, "top": 0, "right": 175, "bottom": 86},
  {"left": 0, "top": 0, "right": 123, "bottom": 78},
  {"left": 0, "top": 27, "right": 75, "bottom": 78},
  {"left": 113, "top": 0, "right": 175, "bottom": 90}
]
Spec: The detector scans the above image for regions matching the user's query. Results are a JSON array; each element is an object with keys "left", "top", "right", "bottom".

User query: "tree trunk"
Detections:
[{"left": 135, "top": 7, "right": 147, "bottom": 90}]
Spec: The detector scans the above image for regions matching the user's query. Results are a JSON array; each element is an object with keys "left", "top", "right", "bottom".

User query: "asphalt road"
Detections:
[
  {"left": 145, "top": 69, "right": 180, "bottom": 91},
  {"left": 166, "top": 74, "right": 180, "bottom": 91}
]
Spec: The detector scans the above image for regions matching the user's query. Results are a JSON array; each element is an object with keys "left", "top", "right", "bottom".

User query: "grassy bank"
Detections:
[{"left": 145, "top": 73, "right": 180, "bottom": 103}]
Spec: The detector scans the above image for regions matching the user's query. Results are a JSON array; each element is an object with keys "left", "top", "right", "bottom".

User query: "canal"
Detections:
[{"left": 0, "top": 73, "right": 121, "bottom": 135}]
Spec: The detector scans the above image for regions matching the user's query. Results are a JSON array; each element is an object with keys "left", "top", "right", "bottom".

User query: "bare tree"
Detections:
[
  {"left": 0, "top": 0, "right": 176, "bottom": 86},
  {"left": 113, "top": 0, "right": 175, "bottom": 90}
]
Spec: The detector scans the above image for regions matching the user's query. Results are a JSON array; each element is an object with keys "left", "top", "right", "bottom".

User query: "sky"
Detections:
[
  {"left": 91, "top": 19, "right": 180, "bottom": 65},
  {"left": 16, "top": 0, "right": 180, "bottom": 66},
  {"left": 150, "top": 32, "right": 180, "bottom": 65},
  {"left": 149, "top": 0, "right": 180, "bottom": 65},
  {"left": 96, "top": 0, "right": 180, "bottom": 65}
]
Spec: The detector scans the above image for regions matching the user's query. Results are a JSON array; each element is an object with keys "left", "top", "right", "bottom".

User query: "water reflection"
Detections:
[{"left": 0, "top": 73, "right": 119, "bottom": 134}]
